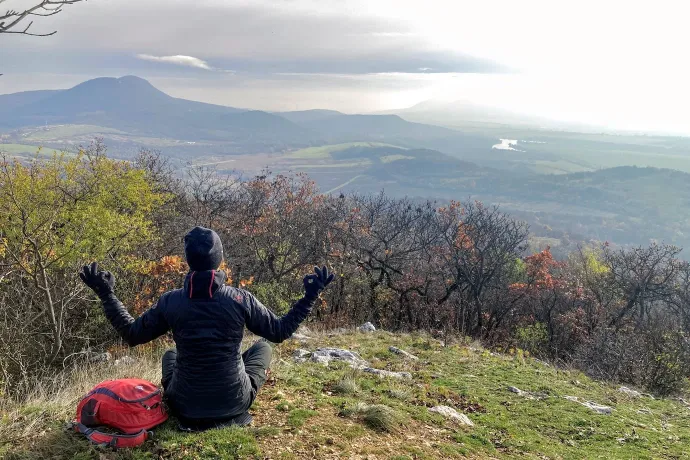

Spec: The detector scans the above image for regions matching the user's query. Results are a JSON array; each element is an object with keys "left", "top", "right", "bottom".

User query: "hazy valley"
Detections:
[{"left": 2, "top": 76, "right": 690, "bottom": 257}]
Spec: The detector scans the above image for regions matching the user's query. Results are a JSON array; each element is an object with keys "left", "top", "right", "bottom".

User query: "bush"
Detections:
[
  {"left": 515, "top": 323, "right": 548, "bottom": 355},
  {"left": 574, "top": 322, "right": 690, "bottom": 396},
  {"left": 250, "top": 280, "right": 299, "bottom": 315}
]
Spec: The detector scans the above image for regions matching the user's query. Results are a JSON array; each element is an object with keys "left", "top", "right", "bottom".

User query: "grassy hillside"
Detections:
[{"left": 2, "top": 330, "right": 689, "bottom": 459}]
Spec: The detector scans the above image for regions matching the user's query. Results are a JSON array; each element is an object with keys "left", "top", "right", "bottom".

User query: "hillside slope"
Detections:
[
  {"left": 0, "top": 76, "right": 493, "bottom": 155},
  {"left": 2, "top": 330, "right": 689, "bottom": 459}
]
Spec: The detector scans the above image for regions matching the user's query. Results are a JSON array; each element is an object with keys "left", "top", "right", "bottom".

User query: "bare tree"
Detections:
[
  {"left": 436, "top": 201, "right": 529, "bottom": 337},
  {"left": 0, "top": 0, "right": 85, "bottom": 36},
  {"left": 605, "top": 243, "right": 683, "bottom": 329}
]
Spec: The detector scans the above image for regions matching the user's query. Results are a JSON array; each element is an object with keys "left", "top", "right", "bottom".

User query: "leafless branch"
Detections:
[{"left": 0, "top": 0, "right": 85, "bottom": 36}]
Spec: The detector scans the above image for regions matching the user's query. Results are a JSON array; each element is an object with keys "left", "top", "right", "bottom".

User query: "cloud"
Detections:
[{"left": 136, "top": 54, "right": 213, "bottom": 70}]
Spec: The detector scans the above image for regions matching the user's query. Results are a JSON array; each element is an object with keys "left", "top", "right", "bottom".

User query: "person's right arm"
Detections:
[{"left": 80, "top": 262, "right": 170, "bottom": 347}]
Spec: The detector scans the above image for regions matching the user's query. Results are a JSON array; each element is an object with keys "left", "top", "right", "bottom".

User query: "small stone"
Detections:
[
  {"left": 358, "top": 322, "right": 376, "bottom": 333},
  {"left": 564, "top": 396, "right": 612, "bottom": 415},
  {"left": 389, "top": 346, "right": 419, "bottom": 360},
  {"left": 309, "top": 348, "right": 369, "bottom": 367},
  {"left": 619, "top": 386, "right": 642, "bottom": 398},
  {"left": 361, "top": 367, "right": 412, "bottom": 379},
  {"left": 507, "top": 385, "right": 541, "bottom": 400},
  {"left": 293, "top": 349, "right": 311, "bottom": 363},
  {"left": 508, "top": 386, "right": 522, "bottom": 394},
  {"left": 582, "top": 401, "right": 613, "bottom": 415},
  {"left": 637, "top": 408, "right": 652, "bottom": 414},
  {"left": 87, "top": 352, "right": 112, "bottom": 363},
  {"left": 429, "top": 406, "right": 474, "bottom": 426},
  {"left": 113, "top": 356, "right": 135, "bottom": 366}
]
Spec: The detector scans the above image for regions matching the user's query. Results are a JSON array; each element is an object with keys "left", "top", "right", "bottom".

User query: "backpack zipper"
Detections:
[{"left": 84, "top": 387, "right": 161, "bottom": 404}]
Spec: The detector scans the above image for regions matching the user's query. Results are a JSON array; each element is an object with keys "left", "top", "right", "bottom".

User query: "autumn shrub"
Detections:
[
  {"left": 573, "top": 320, "right": 690, "bottom": 396},
  {"left": 0, "top": 144, "right": 169, "bottom": 397}
]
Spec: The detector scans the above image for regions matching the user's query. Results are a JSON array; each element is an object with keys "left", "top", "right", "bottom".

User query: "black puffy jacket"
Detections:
[{"left": 100, "top": 269, "right": 314, "bottom": 419}]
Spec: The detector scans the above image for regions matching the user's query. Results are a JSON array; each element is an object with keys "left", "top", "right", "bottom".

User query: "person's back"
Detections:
[{"left": 79, "top": 226, "right": 334, "bottom": 428}]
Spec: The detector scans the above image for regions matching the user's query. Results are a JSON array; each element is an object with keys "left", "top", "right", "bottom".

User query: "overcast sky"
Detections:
[{"left": 1, "top": 0, "right": 689, "bottom": 134}]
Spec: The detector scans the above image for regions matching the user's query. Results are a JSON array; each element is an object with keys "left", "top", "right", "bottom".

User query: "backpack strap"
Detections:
[{"left": 73, "top": 422, "right": 150, "bottom": 449}]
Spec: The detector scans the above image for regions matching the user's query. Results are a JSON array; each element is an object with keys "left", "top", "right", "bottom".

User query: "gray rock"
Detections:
[
  {"left": 358, "top": 322, "right": 376, "bottom": 333},
  {"left": 361, "top": 367, "right": 412, "bottom": 379},
  {"left": 619, "top": 386, "right": 642, "bottom": 398},
  {"left": 564, "top": 395, "right": 612, "bottom": 415},
  {"left": 508, "top": 386, "right": 525, "bottom": 396},
  {"left": 87, "top": 352, "right": 112, "bottom": 363},
  {"left": 113, "top": 356, "right": 135, "bottom": 366},
  {"left": 310, "top": 348, "right": 369, "bottom": 367},
  {"left": 507, "top": 385, "right": 546, "bottom": 400},
  {"left": 293, "top": 349, "right": 311, "bottom": 363},
  {"left": 311, "top": 355, "right": 331, "bottom": 365},
  {"left": 429, "top": 406, "right": 474, "bottom": 426},
  {"left": 389, "top": 346, "right": 419, "bottom": 360},
  {"left": 637, "top": 408, "right": 652, "bottom": 414},
  {"left": 583, "top": 401, "right": 613, "bottom": 415}
]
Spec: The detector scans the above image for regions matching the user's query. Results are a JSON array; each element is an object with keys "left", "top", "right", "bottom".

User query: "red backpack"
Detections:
[{"left": 73, "top": 378, "right": 168, "bottom": 448}]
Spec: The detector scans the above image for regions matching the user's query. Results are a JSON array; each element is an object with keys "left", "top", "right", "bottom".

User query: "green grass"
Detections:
[
  {"left": 287, "top": 142, "right": 401, "bottom": 159},
  {"left": 2, "top": 330, "right": 690, "bottom": 459},
  {"left": 0, "top": 144, "right": 59, "bottom": 155},
  {"left": 380, "top": 154, "right": 415, "bottom": 164},
  {"left": 22, "top": 125, "right": 124, "bottom": 141},
  {"left": 286, "top": 408, "right": 317, "bottom": 428}
]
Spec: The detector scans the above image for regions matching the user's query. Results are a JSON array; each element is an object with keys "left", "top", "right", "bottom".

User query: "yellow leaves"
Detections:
[
  {"left": 0, "top": 152, "right": 167, "bottom": 272},
  {"left": 0, "top": 238, "right": 6, "bottom": 258},
  {"left": 585, "top": 250, "right": 610, "bottom": 275},
  {"left": 240, "top": 276, "right": 255, "bottom": 288}
]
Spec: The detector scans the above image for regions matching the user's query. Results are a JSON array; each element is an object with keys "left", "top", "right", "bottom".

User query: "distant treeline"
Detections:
[{"left": 1, "top": 141, "right": 689, "bottom": 397}]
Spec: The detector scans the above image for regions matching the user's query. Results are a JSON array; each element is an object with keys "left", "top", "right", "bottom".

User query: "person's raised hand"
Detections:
[
  {"left": 79, "top": 262, "right": 115, "bottom": 298},
  {"left": 303, "top": 265, "right": 335, "bottom": 299}
]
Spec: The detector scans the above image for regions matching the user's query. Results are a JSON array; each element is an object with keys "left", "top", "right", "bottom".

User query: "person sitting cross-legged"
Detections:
[{"left": 79, "top": 226, "right": 334, "bottom": 430}]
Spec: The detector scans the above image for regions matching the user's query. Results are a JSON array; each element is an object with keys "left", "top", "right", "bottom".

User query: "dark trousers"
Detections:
[{"left": 161, "top": 341, "right": 272, "bottom": 421}]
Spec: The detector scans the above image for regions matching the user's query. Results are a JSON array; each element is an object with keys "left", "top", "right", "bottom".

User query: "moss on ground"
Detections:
[{"left": 2, "top": 330, "right": 690, "bottom": 459}]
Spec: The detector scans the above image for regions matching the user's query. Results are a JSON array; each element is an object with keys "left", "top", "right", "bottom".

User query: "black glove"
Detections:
[
  {"left": 303, "top": 265, "right": 335, "bottom": 299},
  {"left": 79, "top": 262, "right": 115, "bottom": 298}
]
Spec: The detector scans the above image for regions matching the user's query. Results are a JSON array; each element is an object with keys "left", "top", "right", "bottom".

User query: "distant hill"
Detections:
[
  {"left": 1, "top": 76, "right": 263, "bottom": 139},
  {"left": 304, "top": 145, "right": 690, "bottom": 251},
  {"left": 0, "top": 90, "right": 61, "bottom": 119},
  {"left": 0, "top": 76, "right": 493, "bottom": 155},
  {"left": 294, "top": 114, "right": 491, "bottom": 154},
  {"left": 276, "top": 109, "right": 342, "bottom": 123}
]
